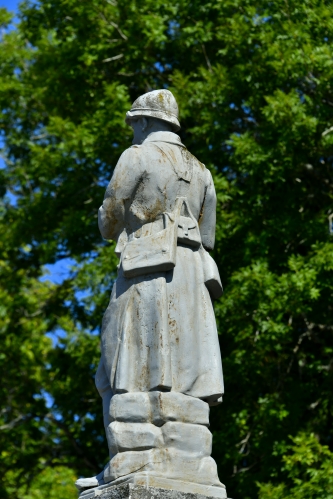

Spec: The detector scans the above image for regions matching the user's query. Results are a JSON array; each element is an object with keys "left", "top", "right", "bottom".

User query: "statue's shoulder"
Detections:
[
  {"left": 117, "top": 144, "right": 142, "bottom": 162},
  {"left": 123, "top": 144, "right": 141, "bottom": 153},
  {"left": 112, "top": 146, "right": 144, "bottom": 179},
  {"left": 187, "top": 150, "right": 207, "bottom": 173},
  {"left": 186, "top": 150, "right": 214, "bottom": 187},
  {"left": 122, "top": 143, "right": 152, "bottom": 156},
  {"left": 131, "top": 141, "right": 166, "bottom": 162}
]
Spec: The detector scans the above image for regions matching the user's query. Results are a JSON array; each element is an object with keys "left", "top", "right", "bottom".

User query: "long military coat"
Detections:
[{"left": 97, "top": 131, "right": 224, "bottom": 406}]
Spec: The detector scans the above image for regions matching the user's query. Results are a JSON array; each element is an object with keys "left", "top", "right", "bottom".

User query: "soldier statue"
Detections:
[{"left": 76, "top": 90, "right": 227, "bottom": 499}]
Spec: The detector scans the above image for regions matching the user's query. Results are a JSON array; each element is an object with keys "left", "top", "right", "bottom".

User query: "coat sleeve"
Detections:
[
  {"left": 98, "top": 146, "right": 142, "bottom": 241},
  {"left": 198, "top": 169, "right": 216, "bottom": 251}
]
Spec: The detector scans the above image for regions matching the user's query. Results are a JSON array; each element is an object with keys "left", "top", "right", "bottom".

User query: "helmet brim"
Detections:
[{"left": 125, "top": 109, "right": 181, "bottom": 132}]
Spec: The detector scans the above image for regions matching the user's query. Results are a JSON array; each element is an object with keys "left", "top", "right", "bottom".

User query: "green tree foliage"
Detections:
[
  {"left": 1, "top": 1, "right": 333, "bottom": 498},
  {"left": 257, "top": 433, "right": 333, "bottom": 499}
]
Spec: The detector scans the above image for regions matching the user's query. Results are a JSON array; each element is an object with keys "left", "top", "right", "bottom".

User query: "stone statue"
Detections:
[{"left": 76, "top": 90, "right": 227, "bottom": 499}]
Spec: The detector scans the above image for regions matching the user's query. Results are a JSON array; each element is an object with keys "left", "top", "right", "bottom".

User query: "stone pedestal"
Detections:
[{"left": 78, "top": 475, "right": 228, "bottom": 499}]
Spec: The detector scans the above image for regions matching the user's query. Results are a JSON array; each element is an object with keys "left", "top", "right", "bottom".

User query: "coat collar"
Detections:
[{"left": 143, "top": 131, "right": 186, "bottom": 148}]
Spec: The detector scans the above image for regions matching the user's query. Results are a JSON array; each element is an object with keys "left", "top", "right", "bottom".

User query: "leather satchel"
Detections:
[{"left": 177, "top": 199, "right": 201, "bottom": 248}]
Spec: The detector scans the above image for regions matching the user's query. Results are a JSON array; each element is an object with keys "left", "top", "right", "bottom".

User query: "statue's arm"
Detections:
[
  {"left": 98, "top": 147, "right": 141, "bottom": 241},
  {"left": 198, "top": 169, "right": 217, "bottom": 251}
]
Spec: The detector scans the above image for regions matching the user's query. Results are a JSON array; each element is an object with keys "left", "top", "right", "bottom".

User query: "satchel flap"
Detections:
[
  {"left": 178, "top": 215, "right": 197, "bottom": 232},
  {"left": 123, "top": 229, "right": 171, "bottom": 262}
]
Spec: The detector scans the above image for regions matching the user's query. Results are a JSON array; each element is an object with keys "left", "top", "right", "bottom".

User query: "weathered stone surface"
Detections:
[
  {"left": 107, "top": 422, "right": 163, "bottom": 454},
  {"left": 104, "top": 449, "right": 163, "bottom": 483},
  {"left": 76, "top": 473, "right": 102, "bottom": 492},
  {"left": 103, "top": 449, "right": 221, "bottom": 487},
  {"left": 76, "top": 90, "right": 227, "bottom": 497},
  {"left": 97, "top": 89, "right": 224, "bottom": 404},
  {"left": 110, "top": 393, "right": 151, "bottom": 424},
  {"left": 149, "top": 392, "right": 210, "bottom": 427},
  {"left": 79, "top": 477, "right": 228, "bottom": 499},
  {"left": 162, "top": 452, "right": 221, "bottom": 486},
  {"left": 161, "top": 422, "right": 212, "bottom": 457},
  {"left": 109, "top": 392, "right": 209, "bottom": 427}
]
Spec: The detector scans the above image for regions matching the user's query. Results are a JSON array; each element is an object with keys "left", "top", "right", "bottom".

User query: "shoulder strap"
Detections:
[{"left": 177, "top": 149, "right": 194, "bottom": 197}]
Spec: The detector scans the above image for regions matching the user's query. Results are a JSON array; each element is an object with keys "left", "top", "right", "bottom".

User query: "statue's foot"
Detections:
[{"left": 75, "top": 470, "right": 105, "bottom": 491}]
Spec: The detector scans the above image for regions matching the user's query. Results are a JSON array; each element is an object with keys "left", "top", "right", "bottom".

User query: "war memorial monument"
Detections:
[{"left": 75, "top": 89, "right": 228, "bottom": 499}]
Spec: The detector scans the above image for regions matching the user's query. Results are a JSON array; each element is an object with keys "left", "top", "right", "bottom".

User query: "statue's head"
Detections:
[{"left": 125, "top": 89, "right": 180, "bottom": 132}]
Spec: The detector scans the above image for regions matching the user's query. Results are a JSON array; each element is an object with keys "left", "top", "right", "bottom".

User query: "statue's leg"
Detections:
[{"left": 104, "top": 391, "right": 223, "bottom": 490}]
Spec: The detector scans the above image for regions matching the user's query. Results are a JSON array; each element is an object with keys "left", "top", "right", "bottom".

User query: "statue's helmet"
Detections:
[{"left": 125, "top": 89, "right": 180, "bottom": 131}]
